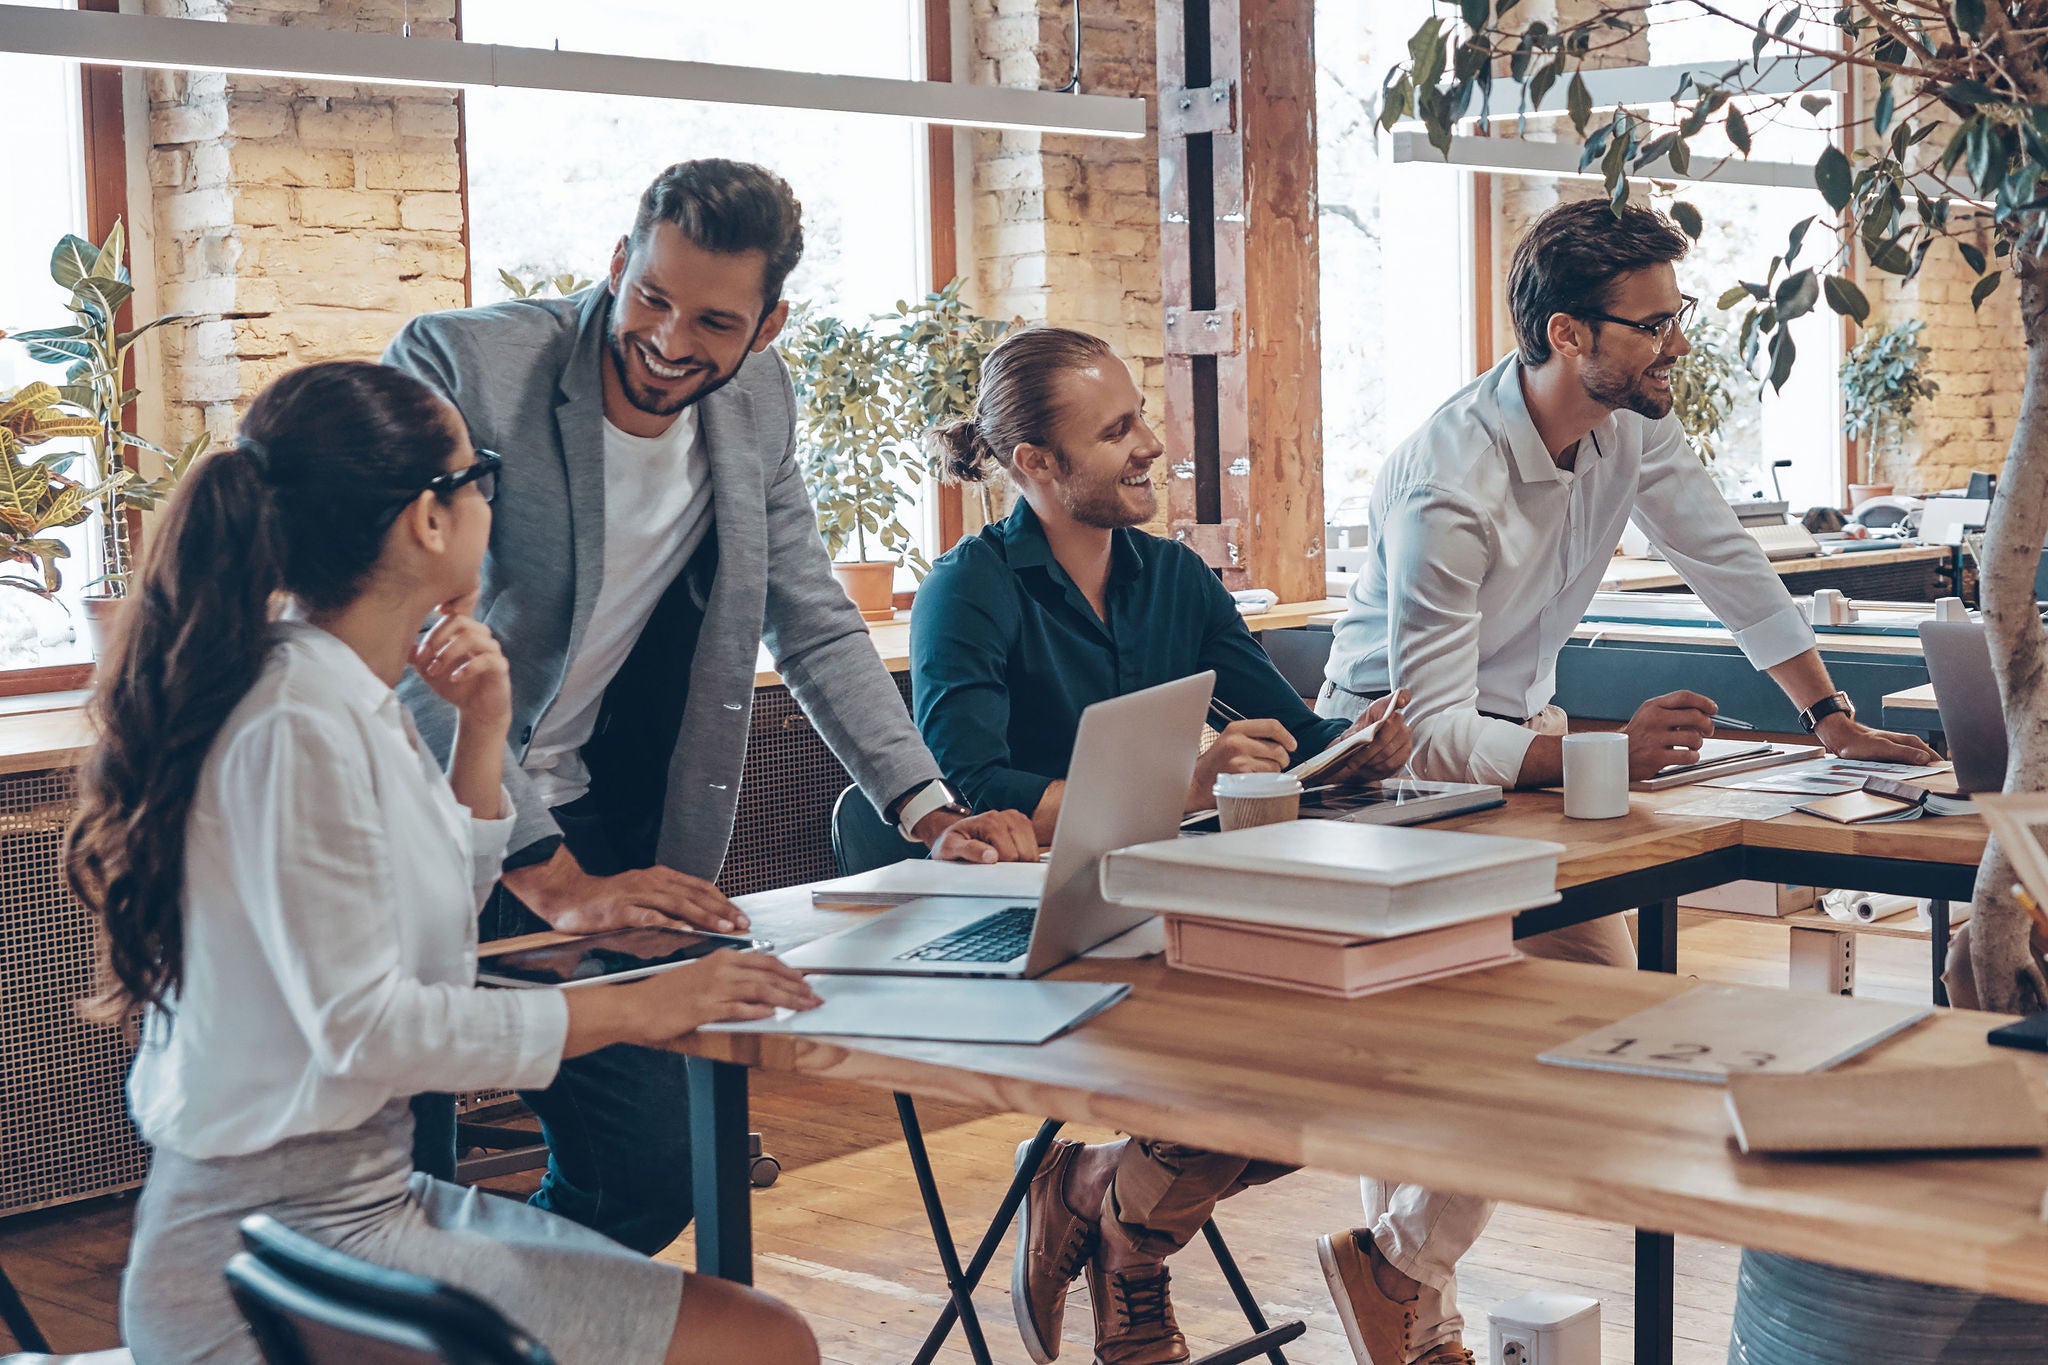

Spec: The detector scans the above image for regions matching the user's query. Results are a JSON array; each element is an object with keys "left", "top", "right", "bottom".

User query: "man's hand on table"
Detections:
[
  {"left": 1624, "top": 690, "right": 1717, "bottom": 780},
  {"left": 1814, "top": 714, "right": 1942, "bottom": 766},
  {"left": 501, "top": 845, "right": 752, "bottom": 936},
  {"left": 916, "top": 807, "right": 1039, "bottom": 864}
]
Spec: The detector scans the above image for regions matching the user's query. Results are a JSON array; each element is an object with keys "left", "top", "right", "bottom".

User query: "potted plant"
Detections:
[
  {"left": 781, "top": 280, "right": 1011, "bottom": 619},
  {"left": 6, "top": 221, "right": 201, "bottom": 650},
  {"left": 0, "top": 382, "right": 133, "bottom": 605},
  {"left": 1669, "top": 319, "right": 1742, "bottom": 467},
  {"left": 1840, "top": 319, "right": 1939, "bottom": 506}
]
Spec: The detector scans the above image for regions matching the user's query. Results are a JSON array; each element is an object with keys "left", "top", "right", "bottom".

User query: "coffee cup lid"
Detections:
[{"left": 1214, "top": 771, "right": 1304, "bottom": 798}]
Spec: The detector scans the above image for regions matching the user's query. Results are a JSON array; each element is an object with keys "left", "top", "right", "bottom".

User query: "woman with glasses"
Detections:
[{"left": 66, "top": 360, "right": 823, "bottom": 1365}]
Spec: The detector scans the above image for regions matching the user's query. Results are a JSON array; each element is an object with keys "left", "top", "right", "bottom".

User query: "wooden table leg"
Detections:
[
  {"left": 1636, "top": 898, "right": 1676, "bottom": 1365},
  {"left": 688, "top": 1057, "right": 753, "bottom": 1284}
]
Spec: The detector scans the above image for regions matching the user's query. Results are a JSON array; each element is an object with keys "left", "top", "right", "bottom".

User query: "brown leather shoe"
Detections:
[
  {"left": 1012, "top": 1138, "right": 1097, "bottom": 1362},
  {"left": 1317, "top": 1229, "right": 1417, "bottom": 1365},
  {"left": 1088, "top": 1240, "right": 1187, "bottom": 1365},
  {"left": 1412, "top": 1345, "right": 1475, "bottom": 1365}
]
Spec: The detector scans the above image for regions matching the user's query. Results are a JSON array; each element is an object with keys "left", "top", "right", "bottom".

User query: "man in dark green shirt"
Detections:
[{"left": 915, "top": 326, "right": 1410, "bottom": 1365}]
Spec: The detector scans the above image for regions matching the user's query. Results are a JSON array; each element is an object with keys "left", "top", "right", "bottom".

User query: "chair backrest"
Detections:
[
  {"left": 1258, "top": 627, "right": 1336, "bottom": 702},
  {"left": 224, "top": 1215, "right": 554, "bottom": 1365},
  {"left": 829, "top": 784, "right": 927, "bottom": 877}
]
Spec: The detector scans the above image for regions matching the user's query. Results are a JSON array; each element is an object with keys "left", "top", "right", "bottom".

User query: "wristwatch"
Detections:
[
  {"left": 1797, "top": 691, "right": 1855, "bottom": 734},
  {"left": 891, "top": 779, "right": 971, "bottom": 842}
]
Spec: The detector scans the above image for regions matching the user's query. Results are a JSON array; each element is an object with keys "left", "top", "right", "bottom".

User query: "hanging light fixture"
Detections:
[{"left": 0, "top": 2, "right": 1148, "bottom": 138}]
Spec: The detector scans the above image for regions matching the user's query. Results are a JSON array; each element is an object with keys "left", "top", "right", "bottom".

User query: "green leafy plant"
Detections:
[
  {"left": 1840, "top": 320, "right": 1940, "bottom": 485},
  {"left": 497, "top": 268, "right": 596, "bottom": 299},
  {"left": 780, "top": 280, "right": 1012, "bottom": 576},
  {"left": 0, "top": 383, "right": 130, "bottom": 601},
  {"left": 6, "top": 221, "right": 202, "bottom": 596},
  {"left": 1668, "top": 320, "right": 1743, "bottom": 465}
]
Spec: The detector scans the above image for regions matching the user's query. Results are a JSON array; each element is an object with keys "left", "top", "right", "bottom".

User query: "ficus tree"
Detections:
[{"left": 1385, "top": 0, "right": 2048, "bottom": 1010}]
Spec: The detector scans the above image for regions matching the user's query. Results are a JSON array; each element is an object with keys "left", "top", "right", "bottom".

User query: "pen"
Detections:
[
  {"left": 2012, "top": 883, "right": 2048, "bottom": 942},
  {"left": 1208, "top": 696, "right": 1249, "bottom": 730},
  {"left": 1714, "top": 716, "right": 1757, "bottom": 730}
]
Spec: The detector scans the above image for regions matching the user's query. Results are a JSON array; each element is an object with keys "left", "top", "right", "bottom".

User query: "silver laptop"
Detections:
[
  {"left": 783, "top": 671, "right": 1215, "bottom": 978},
  {"left": 1918, "top": 620, "right": 2009, "bottom": 794}
]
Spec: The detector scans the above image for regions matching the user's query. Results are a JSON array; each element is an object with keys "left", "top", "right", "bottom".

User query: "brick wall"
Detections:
[
  {"left": 143, "top": 0, "right": 465, "bottom": 449},
  {"left": 965, "top": 0, "right": 1165, "bottom": 529}
]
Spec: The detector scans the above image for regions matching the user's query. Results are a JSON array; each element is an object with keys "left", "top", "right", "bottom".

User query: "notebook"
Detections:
[
  {"left": 1793, "top": 789, "right": 1925, "bottom": 824},
  {"left": 1630, "top": 740, "right": 1810, "bottom": 791},
  {"left": 698, "top": 975, "right": 1128, "bottom": 1045},
  {"left": 1725, "top": 1061, "right": 2048, "bottom": 1154},
  {"left": 1538, "top": 984, "right": 1932, "bottom": 1083},
  {"left": 1098, "top": 820, "right": 1562, "bottom": 938}
]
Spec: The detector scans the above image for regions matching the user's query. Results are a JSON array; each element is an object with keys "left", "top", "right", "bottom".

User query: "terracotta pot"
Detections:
[
  {"left": 832, "top": 561, "right": 898, "bottom": 622},
  {"left": 1846, "top": 483, "right": 1894, "bottom": 508},
  {"left": 80, "top": 593, "right": 124, "bottom": 658}
]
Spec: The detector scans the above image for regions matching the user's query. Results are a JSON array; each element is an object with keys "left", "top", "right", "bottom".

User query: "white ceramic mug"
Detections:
[
  {"left": 1214, "top": 771, "right": 1304, "bottom": 831},
  {"left": 1562, "top": 732, "right": 1630, "bottom": 820}
]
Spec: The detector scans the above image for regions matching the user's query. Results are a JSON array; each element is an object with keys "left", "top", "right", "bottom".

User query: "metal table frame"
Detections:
[{"left": 684, "top": 840, "right": 1978, "bottom": 1365}]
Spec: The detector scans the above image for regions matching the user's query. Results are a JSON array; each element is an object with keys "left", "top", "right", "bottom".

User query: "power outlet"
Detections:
[{"left": 1499, "top": 1336, "right": 1534, "bottom": 1365}]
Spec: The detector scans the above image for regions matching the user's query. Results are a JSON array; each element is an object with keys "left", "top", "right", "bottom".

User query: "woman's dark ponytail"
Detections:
[
  {"left": 928, "top": 326, "right": 1117, "bottom": 484},
  {"left": 67, "top": 360, "right": 461, "bottom": 1022}
]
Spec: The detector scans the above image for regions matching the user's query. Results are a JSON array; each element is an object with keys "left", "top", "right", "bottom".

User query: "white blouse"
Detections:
[{"left": 128, "top": 620, "right": 569, "bottom": 1159}]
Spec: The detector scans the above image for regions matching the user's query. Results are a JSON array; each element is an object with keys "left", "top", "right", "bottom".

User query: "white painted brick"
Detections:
[
  {"left": 296, "top": 189, "right": 401, "bottom": 229},
  {"left": 398, "top": 192, "right": 464, "bottom": 233},
  {"left": 359, "top": 152, "right": 460, "bottom": 191}
]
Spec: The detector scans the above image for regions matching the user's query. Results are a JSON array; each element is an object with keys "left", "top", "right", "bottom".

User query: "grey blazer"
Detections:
[{"left": 384, "top": 285, "right": 941, "bottom": 880}]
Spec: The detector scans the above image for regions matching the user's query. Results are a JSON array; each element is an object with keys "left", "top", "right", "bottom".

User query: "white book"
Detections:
[
  {"left": 1539, "top": 984, "right": 1932, "bottom": 1083},
  {"left": 809, "top": 859, "right": 1048, "bottom": 907},
  {"left": 1099, "top": 821, "right": 1562, "bottom": 939}
]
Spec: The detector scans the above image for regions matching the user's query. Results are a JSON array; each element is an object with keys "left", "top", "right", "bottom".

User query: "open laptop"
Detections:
[
  {"left": 1919, "top": 620, "right": 2009, "bottom": 794},
  {"left": 783, "top": 671, "right": 1215, "bottom": 978}
]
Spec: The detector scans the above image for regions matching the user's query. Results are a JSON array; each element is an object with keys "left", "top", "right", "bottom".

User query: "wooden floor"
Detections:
[{"left": 0, "top": 912, "right": 1938, "bottom": 1363}]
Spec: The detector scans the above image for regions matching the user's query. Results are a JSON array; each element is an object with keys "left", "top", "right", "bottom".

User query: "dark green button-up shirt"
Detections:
[{"left": 909, "top": 500, "right": 1347, "bottom": 815}]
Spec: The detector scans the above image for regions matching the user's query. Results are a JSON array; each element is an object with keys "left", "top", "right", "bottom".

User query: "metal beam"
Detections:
[
  {"left": 0, "top": 2, "right": 1147, "bottom": 138},
  {"left": 1473, "top": 55, "right": 1839, "bottom": 121}
]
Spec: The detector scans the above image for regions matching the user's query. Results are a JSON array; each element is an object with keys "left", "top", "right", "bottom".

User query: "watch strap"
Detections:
[
  {"left": 894, "top": 780, "right": 966, "bottom": 841},
  {"left": 1798, "top": 691, "right": 1855, "bottom": 733}
]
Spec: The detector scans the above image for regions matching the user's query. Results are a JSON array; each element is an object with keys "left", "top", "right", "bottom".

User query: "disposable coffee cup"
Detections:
[
  {"left": 1562, "top": 732, "right": 1630, "bottom": 820},
  {"left": 1214, "top": 771, "right": 1304, "bottom": 831}
]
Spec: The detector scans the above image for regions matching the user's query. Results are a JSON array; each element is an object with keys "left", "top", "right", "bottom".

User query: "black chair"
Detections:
[
  {"left": 224, "top": 1215, "right": 553, "bottom": 1365},
  {"left": 828, "top": 788, "right": 1300, "bottom": 1365},
  {"left": 1256, "top": 627, "right": 1335, "bottom": 703}
]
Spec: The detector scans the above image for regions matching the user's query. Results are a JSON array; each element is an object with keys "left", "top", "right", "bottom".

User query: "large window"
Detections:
[{"left": 0, "top": 0, "right": 95, "bottom": 674}]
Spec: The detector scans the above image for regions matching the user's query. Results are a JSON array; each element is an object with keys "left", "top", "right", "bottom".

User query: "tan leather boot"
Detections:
[
  {"left": 1086, "top": 1229, "right": 1187, "bottom": 1365},
  {"left": 1317, "top": 1228, "right": 1418, "bottom": 1365},
  {"left": 1011, "top": 1138, "right": 1097, "bottom": 1362}
]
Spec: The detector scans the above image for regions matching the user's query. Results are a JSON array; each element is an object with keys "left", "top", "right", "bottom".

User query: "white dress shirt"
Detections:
[
  {"left": 129, "top": 621, "right": 569, "bottom": 1160},
  {"left": 524, "top": 409, "right": 713, "bottom": 810},
  {"left": 1325, "top": 355, "right": 1816, "bottom": 786}
]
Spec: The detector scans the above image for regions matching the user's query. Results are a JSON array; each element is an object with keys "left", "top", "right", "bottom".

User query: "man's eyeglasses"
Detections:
[{"left": 1577, "top": 294, "right": 1698, "bottom": 350}]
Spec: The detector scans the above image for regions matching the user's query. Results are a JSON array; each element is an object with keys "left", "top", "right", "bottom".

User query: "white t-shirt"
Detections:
[{"left": 524, "top": 408, "right": 714, "bottom": 808}]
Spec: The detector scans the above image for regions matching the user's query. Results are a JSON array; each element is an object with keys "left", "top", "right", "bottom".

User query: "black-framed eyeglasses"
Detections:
[
  {"left": 1578, "top": 294, "right": 1698, "bottom": 350},
  {"left": 377, "top": 450, "right": 500, "bottom": 529}
]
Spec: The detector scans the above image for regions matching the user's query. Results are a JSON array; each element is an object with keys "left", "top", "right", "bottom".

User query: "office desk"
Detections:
[
  {"left": 610, "top": 793, "right": 1997, "bottom": 1363},
  {"left": 1605, "top": 544, "right": 1952, "bottom": 600}
]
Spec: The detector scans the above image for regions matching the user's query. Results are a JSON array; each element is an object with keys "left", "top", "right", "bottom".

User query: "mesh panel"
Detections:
[
  {"left": 718, "top": 675, "right": 914, "bottom": 897},
  {"left": 0, "top": 768, "right": 149, "bottom": 1217}
]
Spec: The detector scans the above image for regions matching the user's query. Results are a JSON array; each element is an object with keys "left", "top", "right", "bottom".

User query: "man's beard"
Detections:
[
  {"left": 1055, "top": 454, "right": 1153, "bottom": 530},
  {"left": 607, "top": 327, "right": 747, "bottom": 417},
  {"left": 1580, "top": 343, "right": 1674, "bottom": 420}
]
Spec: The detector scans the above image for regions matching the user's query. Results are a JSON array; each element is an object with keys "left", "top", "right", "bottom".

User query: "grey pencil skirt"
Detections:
[{"left": 122, "top": 1100, "right": 684, "bottom": 1365}]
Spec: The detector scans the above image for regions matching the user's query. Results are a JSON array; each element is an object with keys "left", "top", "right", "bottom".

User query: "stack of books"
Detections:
[{"left": 1098, "top": 822, "right": 1563, "bottom": 997}]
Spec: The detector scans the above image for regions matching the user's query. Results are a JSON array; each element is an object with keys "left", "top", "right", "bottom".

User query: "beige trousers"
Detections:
[{"left": 1316, "top": 683, "right": 1639, "bottom": 1356}]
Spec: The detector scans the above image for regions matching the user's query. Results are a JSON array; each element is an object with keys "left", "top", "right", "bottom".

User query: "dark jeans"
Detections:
[{"left": 412, "top": 795, "right": 697, "bottom": 1256}]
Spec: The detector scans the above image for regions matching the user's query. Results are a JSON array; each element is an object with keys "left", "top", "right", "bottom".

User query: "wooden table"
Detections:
[
  {"left": 1884, "top": 682, "right": 1941, "bottom": 736},
  {"left": 621, "top": 792, "right": 1999, "bottom": 1364},
  {"left": 1602, "top": 543, "right": 1953, "bottom": 595}
]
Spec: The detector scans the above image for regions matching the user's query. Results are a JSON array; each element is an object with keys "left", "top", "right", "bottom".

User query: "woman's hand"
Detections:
[
  {"left": 413, "top": 600, "right": 511, "bottom": 738},
  {"left": 635, "top": 950, "right": 824, "bottom": 1041}
]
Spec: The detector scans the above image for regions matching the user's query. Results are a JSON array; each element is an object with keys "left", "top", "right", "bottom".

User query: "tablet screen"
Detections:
[{"left": 479, "top": 927, "right": 762, "bottom": 987}]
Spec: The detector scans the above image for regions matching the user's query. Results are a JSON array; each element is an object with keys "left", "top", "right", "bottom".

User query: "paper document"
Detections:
[
  {"left": 1660, "top": 789, "right": 1803, "bottom": 820},
  {"left": 1708, "top": 757, "right": 1949, "bottom": 797},
  {"left": 1539, "top": 983, "right": 1931, "bottom": 1082},
  {"left": 809, "top": 859, "right": 1048, "bottom": 906},
  {"left": 701, "top": 976, "right": 1130, "bottom": 1045}
]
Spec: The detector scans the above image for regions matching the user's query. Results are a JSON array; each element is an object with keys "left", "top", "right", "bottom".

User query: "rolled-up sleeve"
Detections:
[
  {"left": 1381, "top": 482, "right": 1540, "bottom": 786},
  {"left": 910, "top": 553, "right": 1054, "bottom": 816},
  {"left": 1629, "top": 419, "right": 1815, "bottom": 670}
]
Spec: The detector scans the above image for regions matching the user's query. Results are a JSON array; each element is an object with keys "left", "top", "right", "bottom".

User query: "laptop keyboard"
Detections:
[{"left": 896, "top": 904, "right": 1039, "bottom": 963}]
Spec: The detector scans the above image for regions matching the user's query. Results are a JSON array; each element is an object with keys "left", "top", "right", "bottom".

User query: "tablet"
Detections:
[{"left": 478, "top": 927, "right": 768, "bottom": 988}]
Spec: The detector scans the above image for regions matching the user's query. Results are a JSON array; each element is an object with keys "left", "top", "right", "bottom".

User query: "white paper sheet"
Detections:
[
  {"left": 1707, "top": 757, "right": 1950, "bottom": 796},
  {"left": 701, "top": 976, "right": 1130, "bottom": 1045}
]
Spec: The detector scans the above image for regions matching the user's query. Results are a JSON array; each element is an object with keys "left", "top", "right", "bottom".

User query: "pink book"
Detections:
[{"left": 1163, "top": 912, "right": 1520, "bottom": 998}]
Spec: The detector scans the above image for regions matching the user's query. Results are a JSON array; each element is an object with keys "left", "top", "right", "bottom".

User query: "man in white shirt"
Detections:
[
  {"left": 387, "top": 159, "right": 1033, "bottom": 1256},
  {"left": 1311, "top": 199, "right": 1937, "bottom": 1365}
]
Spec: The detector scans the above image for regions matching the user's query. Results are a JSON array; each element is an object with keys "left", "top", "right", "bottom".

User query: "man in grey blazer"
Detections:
[{"left": 387, "top": 159, "right": 1033, "bottom": 1254}]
